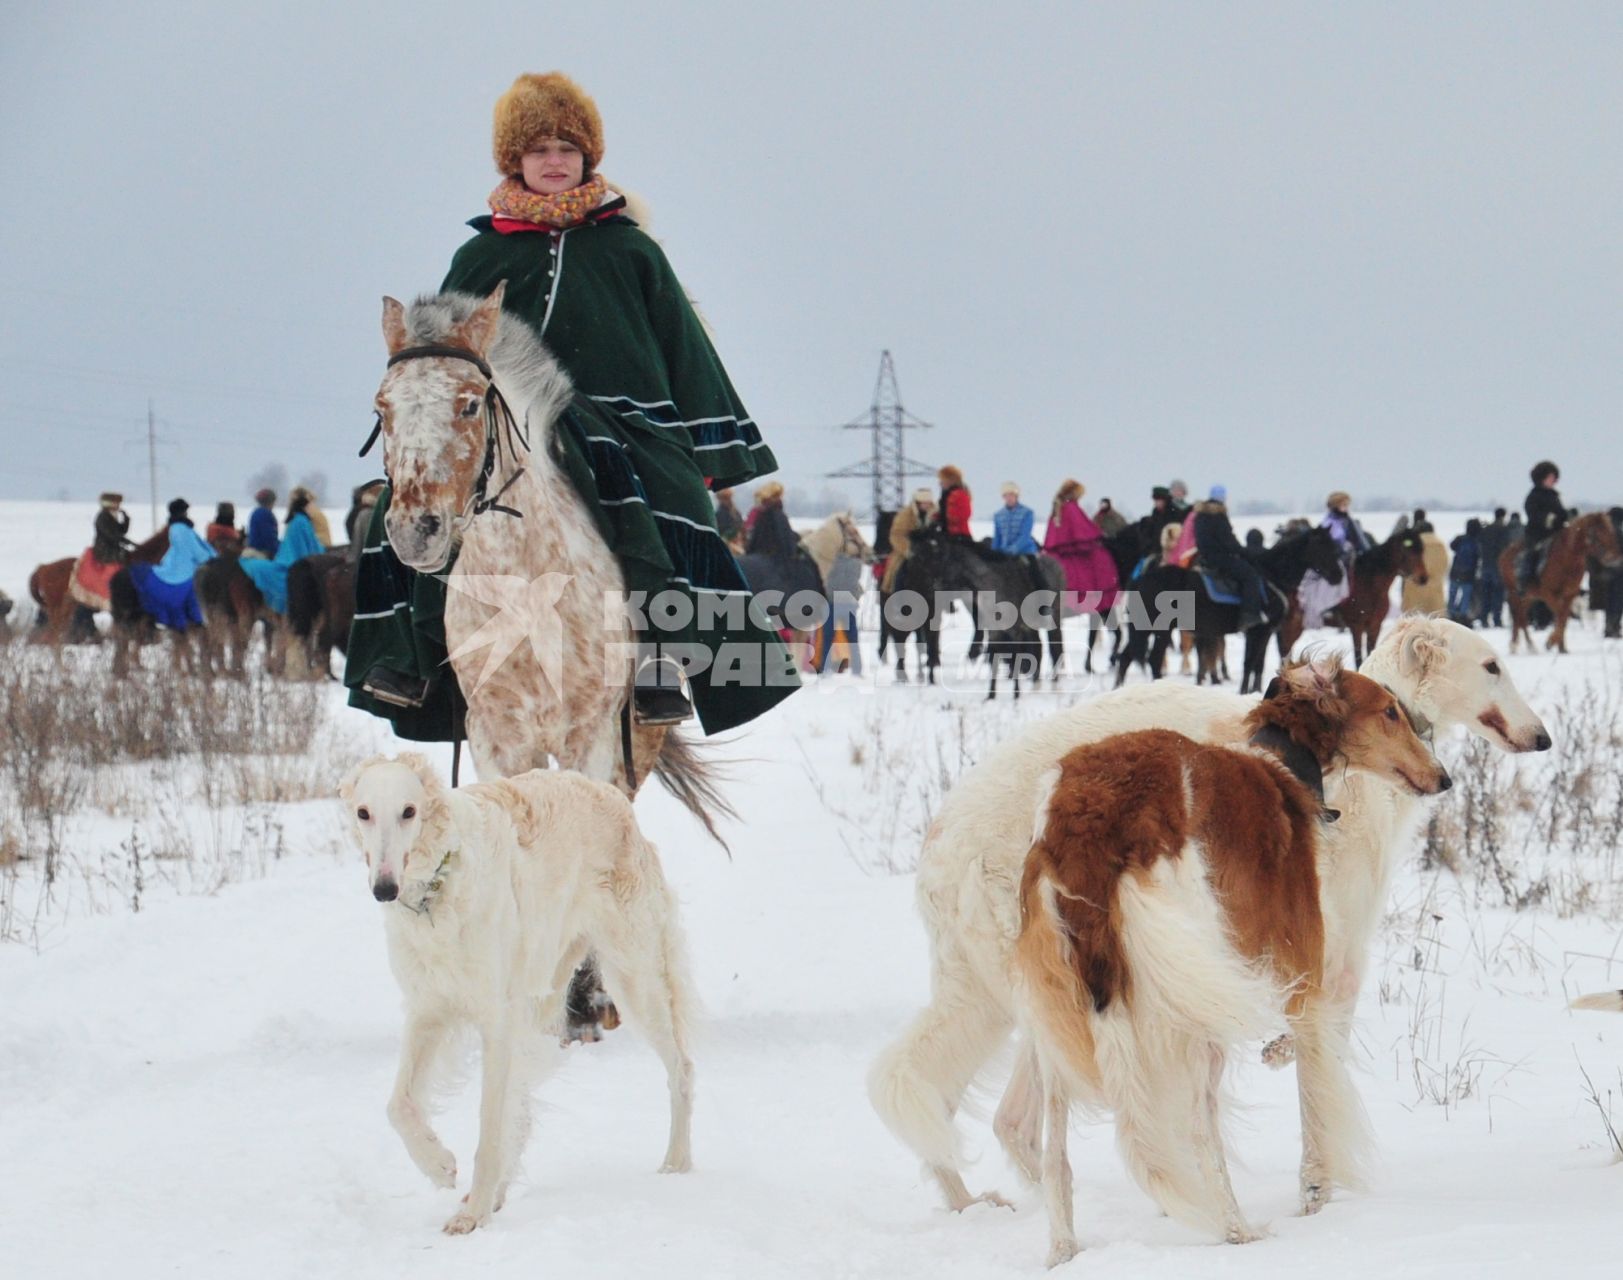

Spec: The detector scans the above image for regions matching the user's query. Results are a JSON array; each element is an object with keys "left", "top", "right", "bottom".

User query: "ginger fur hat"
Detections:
[{"left": 493, "top": 72, "right": 605, "bottom": 176}]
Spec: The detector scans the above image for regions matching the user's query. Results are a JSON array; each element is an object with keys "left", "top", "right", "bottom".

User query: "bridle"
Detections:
[{"left": 359, "top": 344, "right": 531, "bottom": 522}]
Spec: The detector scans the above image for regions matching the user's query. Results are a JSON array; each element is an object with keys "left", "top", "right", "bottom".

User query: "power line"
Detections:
[{"left": 826, "top": 351, "right": 935, "bottom": 517}]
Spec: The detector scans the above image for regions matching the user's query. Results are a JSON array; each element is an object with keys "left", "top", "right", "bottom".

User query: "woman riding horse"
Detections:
[{"left": 348, "top": 71, "right": 796, "bottom": 736}]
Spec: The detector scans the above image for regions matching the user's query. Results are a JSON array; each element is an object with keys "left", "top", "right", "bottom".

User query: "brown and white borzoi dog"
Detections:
[
  {"left": 1016, "top": 661, "right": 1448, "bottom": 1264},
  {"left": 869, "top": 617, "right": 1549, "bottom": 1217},
  {"left": 342, "top": 754, "right": 696, "bottom": 1235}
]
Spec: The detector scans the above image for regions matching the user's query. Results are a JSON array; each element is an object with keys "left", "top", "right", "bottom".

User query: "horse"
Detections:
[
  {"left": 1310, "top": 528, "right": 1428, "bottom": 666},
  {"left": 287, "top": 551, "right": 353, "bottom": 678},
  {"left": 28, "top": 527, "right": 169, "bottom": 642},
  {"left": 195, "top": 553, "right": 273, "bottom": 678},
  {"left": 1500, "top": 512, "right": 1623, "bottom": 654},
  {"left": 795, "top": 511, "right": 873, "bottom": 669},
  {"left": 736, "top": 539, "right": 826, "bottom": 672},
  {"left": 374, "top": 285, "right": 721, "bottom": 823},
  {"left": 106, "top": 564, "right": 203, "bottom": 679},
  {"left": 902, "top": 528, "right": 1067, "bottom": 699},
  {"left": 1114, "top": 527, "right": 1343, "bottom": 694}
]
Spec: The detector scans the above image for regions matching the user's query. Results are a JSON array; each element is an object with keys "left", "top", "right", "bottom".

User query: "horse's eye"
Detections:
[
  {"left": 461, "top": 400, "right": 481, "bottom": 417},
  {"left": 356, "top": 807, "right": 371, "bottom": 821},
  {"left": 1386, "top": 706, "right": 1399, "bottom": 722},
  {"left": 402, "top": 805, "right": 417, "bottom": 820},
  {"left": 1484, "top": 661, "right": 1500, "bottom": 676}
]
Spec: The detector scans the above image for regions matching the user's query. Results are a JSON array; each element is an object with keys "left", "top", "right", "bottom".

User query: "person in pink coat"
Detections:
[{"left": 1043, "top": 478, "right": 1119, "bottom": 614}]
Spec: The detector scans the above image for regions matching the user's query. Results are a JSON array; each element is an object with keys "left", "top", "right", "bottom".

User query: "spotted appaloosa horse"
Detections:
[
  {"left": 1500, "top": 512, "right": 1623, "bottom": 654},
  {"left": 374, "top": 285, "right": 721, "bottom": 826}
]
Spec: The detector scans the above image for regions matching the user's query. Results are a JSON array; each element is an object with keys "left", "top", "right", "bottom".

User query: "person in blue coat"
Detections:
[
  {"left": 242, "top": 492, "right": 325, "bottom": 614},
  {"left": 127, "top": 499, "right": 217, "bottom": 629},
  {"left": 991, "top": 482, "right": 1039, "bottom": 555},
  {"left": 246, "top": 488, "right": 279, "bottom": 558}
]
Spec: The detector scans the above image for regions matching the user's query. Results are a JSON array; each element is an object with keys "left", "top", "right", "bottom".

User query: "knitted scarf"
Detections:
[{"left": 487, "top": 173, "right": 611, "bottom": 229}]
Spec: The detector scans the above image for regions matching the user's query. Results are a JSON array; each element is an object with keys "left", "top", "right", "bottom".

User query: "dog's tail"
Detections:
[
  {"left": 1571, "top": 990, "right": 1623, "bottom": 1013},
  {"left": 654, "top": 732, "right": 737, "bottom": 852}
]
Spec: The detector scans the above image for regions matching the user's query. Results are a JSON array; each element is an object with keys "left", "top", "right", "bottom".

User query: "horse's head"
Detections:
[
  {"left": 1580, "top": 511, "right": 1623, "bottom": 568},
  {"left": 1302, "top": 526, "right": 1345, "bottom": 585},
  {"left": 836, "top": 512, "right": 875, "bottom": 563},
  {"left": 375, "top": 284, "right": 508, "bottom": 571},
  {"left": 1393, "top": 531, "right": 1428, "bottom": 584}
]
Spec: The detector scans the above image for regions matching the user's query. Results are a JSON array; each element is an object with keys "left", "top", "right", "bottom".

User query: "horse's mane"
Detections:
[{"left": 403, "top": 292, "right": 575, "bottom": 431}]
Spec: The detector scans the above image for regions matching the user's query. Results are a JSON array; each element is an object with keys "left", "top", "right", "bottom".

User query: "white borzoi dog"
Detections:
[
  {"left": 869, "top": 616, "right": 1549, "bottom": 1219},
  {"left": 342, "top": 753, "right": 695, "bottom": 1234}
]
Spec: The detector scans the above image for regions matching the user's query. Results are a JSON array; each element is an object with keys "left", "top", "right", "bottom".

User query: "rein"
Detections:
[{"left": 360, "top": 343, "right": 532, "bottom": 522}]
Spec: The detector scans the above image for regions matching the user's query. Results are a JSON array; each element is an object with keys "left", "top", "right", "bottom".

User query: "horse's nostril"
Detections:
[{"left": 418, "top": 514, "right": 441, "bottom": 536}]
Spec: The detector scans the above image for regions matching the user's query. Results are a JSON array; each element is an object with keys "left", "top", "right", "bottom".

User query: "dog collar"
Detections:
[
  {"left": 399, "top": 849, "right": 458, "bottom": 921},
  {"left": 1248, "top": 724, "right": 1340, "bottom": 823}
]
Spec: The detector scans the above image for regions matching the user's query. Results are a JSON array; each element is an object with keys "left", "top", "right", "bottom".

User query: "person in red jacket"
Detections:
[{"left": 936, "top": 465, "right": 973, "bottom": 539}]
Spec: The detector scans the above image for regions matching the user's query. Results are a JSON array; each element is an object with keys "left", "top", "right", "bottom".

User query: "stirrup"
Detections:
[
  {"left": 361, "top": 666, "right": 430, "bottom": 709},
  {"left": 633, "top": 655, "right": 693, "bottom": 726}
]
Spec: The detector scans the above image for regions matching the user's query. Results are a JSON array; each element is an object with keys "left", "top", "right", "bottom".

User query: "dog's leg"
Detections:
[
  {"left": 1039, "top": 1063, "right": 1078, "bottom": 1268},
  {"left": 1191, "top": 1044, "right": 1259, "bottom": 1244},
  {"left": 868, "top": 962, "right": 1015, "bottom": 1211},
  {"left": 387, "top": 1013, "right": 457, "bottom": 1190},
  {"left": 596, "top": 916, "right": 696, "bottom": 1173},
  {"left": 1292, "top": 1001, "right": 1370, "bottom": 1214},
  {"left": 993, "top": 1038, "right": 1044, "bottom": 1184},
  {"left": 445, "top": 1016, "right": 518, "bottom": 1235}
]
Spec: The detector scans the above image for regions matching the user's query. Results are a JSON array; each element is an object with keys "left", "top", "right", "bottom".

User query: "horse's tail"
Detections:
[
  {"left": 654, "top": 732, "right": 737, "bottom": 853},
  {"left": 28, "top": 565, "right": 45, "bottom": 607}
]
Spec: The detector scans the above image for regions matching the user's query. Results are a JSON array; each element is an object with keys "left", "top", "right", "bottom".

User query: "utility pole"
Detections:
[
  {"left": 826, "top": 351, "right": 935, "bottom": 518},
  {"left": 147, "top": 399, "right": 159, "bottom": 533}
]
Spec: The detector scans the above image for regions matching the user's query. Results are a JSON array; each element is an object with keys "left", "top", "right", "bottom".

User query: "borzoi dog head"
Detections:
[
  {"left": 1383, "top": 616, "right": 1550, "bottom": 753},
  {"left": 339, "top": 753, "right": 452, "bottom": 903},
  {"left": 1252, "top": 656, "right": 1451, "bottom": 798}
]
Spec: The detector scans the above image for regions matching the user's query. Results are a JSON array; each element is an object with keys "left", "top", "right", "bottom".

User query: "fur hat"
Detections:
[
  {"left": 1151, "top": 485, "right": 1171, "bottom": 501},
  {"left": 99, "top": 491, "right": 122, "bottom": 507},
  {"left": 167, "top": 498, "right": 190, "bottom": 521},
  {"left": 1000, "top": 481, "right": 1020, "bottom": 497},
  {"left": 1530, "top": 459, "right": 1559, "bottom": 485},
  {"left": 1055, "top": 478, "right": 1085, "bottom": 504},
  {"left": 912, "top": 487, "right": 936, "bottom": 505},
  {"left": 254, "top": 487, "right": 276, "bottom": 505},
  {"left": 755, "top": 481, "right": 784, "bottom": 504},
  {"left": 1326, "top": 490, "right": 1351, "bottom": 509},
  {"left": 937, "top": 464, "right": 965, "bottom": 488},
  {"left": 493, "top": 73, "right": 605, "bottom": 176}
]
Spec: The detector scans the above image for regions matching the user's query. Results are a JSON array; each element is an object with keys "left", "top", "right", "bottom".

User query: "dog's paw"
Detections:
[
  {"left": 1300, "top": 1182, "right": 1330, "bottom": 1216},
  {"left": 442, "top": 1209, "right": 484, "bottom": 1236},
  {"left": 658, "top": 1155, "right": 692, "bottom": 1174},
  {"left": 1045, "top": 1238, "right": 1079, "bottom": 1269},
  {"left": 415, "top": 1146, "right": 457, "bottom": 1189},
  {"left": 1225, "top": 1224, "right": 1266, "bottom": 1244},
  {"left": 1261, "top": 1034, "right": 1297, "bottom": 1069}
]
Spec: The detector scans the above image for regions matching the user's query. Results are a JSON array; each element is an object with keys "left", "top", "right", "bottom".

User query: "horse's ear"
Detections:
[
  {"left": 382, "top": 297, "right": 409, "bottom": 354},
  {"left": 457, "top": 282, "right": 507, "bottom": 358}
]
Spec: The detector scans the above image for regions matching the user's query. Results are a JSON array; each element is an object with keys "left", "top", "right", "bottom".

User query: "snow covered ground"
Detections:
[{"left": 4, "top": 500, "right": 1622, "bottom": 1278}]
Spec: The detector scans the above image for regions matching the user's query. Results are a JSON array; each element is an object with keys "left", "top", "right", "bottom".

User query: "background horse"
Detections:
[
  {"left": 287, "top": 552, "right": 354, "bottom": 679},
  {"left": 736, "top": 535, "right": 827, "bottom": 672},
  {"left": 797, "top": 511, "right": 873, "bottom": 667},
  {"left": 1115, "top": 526, "right": 1342, "bottom": 693},
  {"left": 28, "top": 527, "right": 168, "bottom": 642},
  {"left": 1314, "top": 527, "right": 1428, "bottom": 665},
  {"left": 903, "top": 529, "right": 1065, "bottom": 698},
  {"left": 1500, "top": 512, "right": 1623, "bottom": 654},
  {"left": 195, "top": 553, "right": 273, "bottom": 678}
]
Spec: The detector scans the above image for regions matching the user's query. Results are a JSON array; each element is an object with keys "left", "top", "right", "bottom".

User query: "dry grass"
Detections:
[{"left": 0, "top": 642, "right": 363, "bottom": 945}]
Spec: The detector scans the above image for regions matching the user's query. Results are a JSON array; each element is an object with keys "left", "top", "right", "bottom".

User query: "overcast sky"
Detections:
[{"left": 2, "top": 1, "right": 1619, "bottom": 524}]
